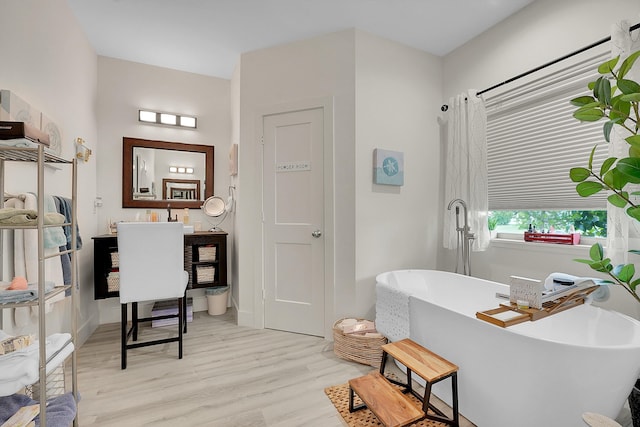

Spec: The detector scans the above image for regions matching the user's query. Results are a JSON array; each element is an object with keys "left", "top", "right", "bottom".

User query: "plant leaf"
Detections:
[
  {"left": 604, "top": 167, "right": 629, "bottom": 190},
  {"left": 629, "top": 145, "right": 640, "bottom": 158},
  {"left": 570, "top": 96, "right": 596, "bottom": 107},
  {"left": 618, "top": 50, "right": 640, "bottom": 79},
  {"left": 569, "top": 167, "right": 591, "bottom": 182},
  {"left": 610, "top": 99, "right": 631, "bottom": 122},
  {"left": 617, "top": 264, "right": 635, "bottom": 283},
  {"left": 598, "top": 57, "right": 620, "bottom": 74},
  {"left": 574, "top": 108, "right": 604, "bottom": 122},
  {"left": 603, "top": 120, "right": 615, "bottom": 142},
  {"left": 620, "top": 93, "right": 640, "bottom": 102},
  {"left": 588, "top": 145, "right": 597, "bottom": 170},
  {"left": 627, "top": 135, "right": 640, "bottom": 149},
  {"left": 629, "top": 249, "right": 640, "bottom": 256},
  {"left": 631, "top": 278, "right": 640, "bottom": 291},
  {"left": 576, "top": 181, "right": 603, "bottom": 197},
  {"left": 627, "top": 206, "right": 640, "bottom": 221},
  {"left": 618, "top": 79, "right": 640, "bottom": 94},
  {"left": 616, "top": 158, "right": 640, "bottom": 183},
  {"left": 608, "top": 192, "right": 628, "bottom": 208},
  {"left": 590, "top": 243, "right": 604, "bottom": 261},
  {"left": 596, "top": 77, "right": 612, "bottom": 105},
  {"left": 600, "top": 157, "right": 617, "bottom": 175}
]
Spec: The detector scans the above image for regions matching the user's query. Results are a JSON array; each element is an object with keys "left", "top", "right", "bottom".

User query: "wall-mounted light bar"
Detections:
[
  {"left": 138, "top": 110, "right": 197, "bottom": 129},
  {"left": 169, "top": 166, "right": 194, "bottom": 174}
]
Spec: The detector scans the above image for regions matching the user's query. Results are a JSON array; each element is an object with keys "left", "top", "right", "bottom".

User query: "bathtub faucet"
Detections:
[{"left": 447, "top": 198, "right": 475, "bottom": 276}]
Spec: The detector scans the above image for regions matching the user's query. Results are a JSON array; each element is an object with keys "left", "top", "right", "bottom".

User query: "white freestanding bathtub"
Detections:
[{"left": 375, "top": 269, "right": 640, "bottom": 427}]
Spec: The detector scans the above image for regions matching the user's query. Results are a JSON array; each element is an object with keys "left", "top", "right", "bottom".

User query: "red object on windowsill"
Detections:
[{"left": 524, "top": 232, "right": 580, "bottom": 245}]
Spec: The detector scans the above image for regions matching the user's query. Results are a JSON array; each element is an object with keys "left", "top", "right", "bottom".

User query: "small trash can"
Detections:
[{"left": 206, "top": 286, "right": 229, "bottom": 316}]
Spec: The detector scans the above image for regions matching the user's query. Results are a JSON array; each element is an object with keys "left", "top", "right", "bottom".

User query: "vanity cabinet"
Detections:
[{"left": 92, "top": 230, "right": 227, "bottom": 299}]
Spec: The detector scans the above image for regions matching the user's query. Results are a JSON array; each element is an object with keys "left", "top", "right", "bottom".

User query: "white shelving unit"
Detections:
[{"left": 0, "top": 143, "right": 78, "bottom": 426}]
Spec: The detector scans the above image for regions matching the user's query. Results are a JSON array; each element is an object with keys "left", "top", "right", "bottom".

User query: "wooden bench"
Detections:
[{"left": 348, "top": 338, "right": 460, "bottom": 427}]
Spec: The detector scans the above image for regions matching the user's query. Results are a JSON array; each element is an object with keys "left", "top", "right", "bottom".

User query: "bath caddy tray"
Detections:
[
  {"left": 524, "top": 231, "right": 580, "bottom": 245},
  {"left": 476, "top": 285, "right": 599, "bottom": 328}
]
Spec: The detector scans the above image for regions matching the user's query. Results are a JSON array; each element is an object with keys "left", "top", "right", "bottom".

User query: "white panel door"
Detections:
[{"left": 263, "top": 108, "right": 324, "bottom": 336}]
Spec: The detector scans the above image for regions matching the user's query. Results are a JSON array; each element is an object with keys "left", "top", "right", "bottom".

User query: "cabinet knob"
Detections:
[{"left": 312, "top": 230, "right": 322, "bottom": 238}]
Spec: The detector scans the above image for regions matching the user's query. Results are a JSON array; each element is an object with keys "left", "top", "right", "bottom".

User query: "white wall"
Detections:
[
  {"left": 354, "top": 31, "right": 442, "bottom": 318},
  {"left": 439, "top": 0, "right": 640, "bottom": 318},
  {"left": 237, "top": 29, "right": 442, "bottom": 334},
  {"left": 96, "top": 57, "right": 232, "bottom": 323},
  {"left": 0, "top": 0, "right": 99, "bottom": 343},
  {"left": 237, "top": 30, "right": 356, "bottom": 332}
]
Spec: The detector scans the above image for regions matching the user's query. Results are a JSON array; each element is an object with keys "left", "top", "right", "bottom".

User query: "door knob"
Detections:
[{"left": 312, "top": 230, "right": 322, "bottom": 238}]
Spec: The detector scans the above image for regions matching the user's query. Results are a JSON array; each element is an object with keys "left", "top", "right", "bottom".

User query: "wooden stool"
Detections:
[{"left": 349, "top": 338, "right": 460, "bottom": 427}]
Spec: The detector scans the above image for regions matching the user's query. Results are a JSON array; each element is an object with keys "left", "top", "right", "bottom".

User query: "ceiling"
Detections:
[{"left": 67, "top": 0, "right": 534, "bottom": 79}]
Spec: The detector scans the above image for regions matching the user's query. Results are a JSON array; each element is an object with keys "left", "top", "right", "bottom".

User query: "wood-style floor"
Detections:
[{"left": 75, "top": 310, "right": 476, "bottom": 426}]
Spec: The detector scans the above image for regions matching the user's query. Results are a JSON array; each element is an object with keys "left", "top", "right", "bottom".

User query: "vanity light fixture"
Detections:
[
  {"left": 169, "top": 166, "right": 194, "bottom": 174},
  {"left": 138, "top": 110, "right": 197, "bottom": 129}
]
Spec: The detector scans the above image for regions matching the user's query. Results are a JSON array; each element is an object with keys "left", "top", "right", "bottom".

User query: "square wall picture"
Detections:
[{"left": 373, "top": 148, "right": 404, "bottom": 186}]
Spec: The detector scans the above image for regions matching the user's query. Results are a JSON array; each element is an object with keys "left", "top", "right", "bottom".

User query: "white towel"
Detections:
[
  {"left": 0, "top": 332, "right": 74, "bottom": 397},
  {"left": 22, "top": 193, "right": 64, "bottom": 288}
]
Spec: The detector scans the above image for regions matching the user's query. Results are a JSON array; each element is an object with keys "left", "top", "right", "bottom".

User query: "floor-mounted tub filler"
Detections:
[{"left": 375, "top": 269, "right": 640, "bottom": 427}]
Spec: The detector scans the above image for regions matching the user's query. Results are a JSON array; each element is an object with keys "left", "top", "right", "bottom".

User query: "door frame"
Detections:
[{"left": 254, "top": 97, "right": 335, "bottom": 338}]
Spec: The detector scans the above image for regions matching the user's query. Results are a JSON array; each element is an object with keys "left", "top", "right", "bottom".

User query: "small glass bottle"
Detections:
[{"left": 183, "top": 208, "right": 190, "bottom": 224}]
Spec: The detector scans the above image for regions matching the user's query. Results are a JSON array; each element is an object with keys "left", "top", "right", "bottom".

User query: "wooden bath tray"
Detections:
[{"left": 476, "top": 285, "right": 599, "bottom": 328}]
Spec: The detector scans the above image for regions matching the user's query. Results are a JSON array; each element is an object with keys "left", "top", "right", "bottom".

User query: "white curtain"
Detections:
[
  {"left": 607, "top": 21, "right": 640, "bottom": 265},
  {"left": 443, "top": 89, "right": 490, "bottom": 251}
]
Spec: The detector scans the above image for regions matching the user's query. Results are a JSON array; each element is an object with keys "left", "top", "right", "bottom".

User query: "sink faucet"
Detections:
[{"left": 167, "top": 204, "right": 177, "bottom": 222}]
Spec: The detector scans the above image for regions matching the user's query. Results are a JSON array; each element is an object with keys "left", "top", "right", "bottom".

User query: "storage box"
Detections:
[
  {"left": 196, "top": 265, "right": 215, "bottom": 283},
  {"left": 198, "top": 245, "right": 216, "bottom": 261},
  {"left": 0, "top": 121, "right": 50, "bottom": 146},
  {"left": 107, "top": 271, "right": 119, "bottom": 292},
  {"left": 524, "top": 232, "right": 580, "bottom": 245},
  {"left": 151, "top": 298, "right": 193, "bottom": 327}
]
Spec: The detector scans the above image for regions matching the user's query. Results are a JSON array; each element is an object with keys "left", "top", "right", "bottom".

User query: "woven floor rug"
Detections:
[{"left": 324, "top": 381, "right": 447, "bottom": 427}]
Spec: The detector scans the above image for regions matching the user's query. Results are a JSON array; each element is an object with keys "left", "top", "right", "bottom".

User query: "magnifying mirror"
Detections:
[{"left": 202, "top": 196, "right": 228, "bottom": 230}]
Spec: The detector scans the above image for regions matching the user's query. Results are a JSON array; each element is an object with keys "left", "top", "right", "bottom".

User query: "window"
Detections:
[{"left": 485, "top": 51, "right": 610, "bottom": 238}]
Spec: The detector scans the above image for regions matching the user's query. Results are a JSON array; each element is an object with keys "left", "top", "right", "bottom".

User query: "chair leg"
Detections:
[
  {"left": 132, "top": 302, "right": 139, "bottom": 341},
  {"left": 178, "top": 297, "right": 184, "bottom": 359},
  {"left": 121, "top": 303, "right": 127, "bottom": 370},
  {"left": 183, "top": 292, "right": 188, "bottom": 334}
]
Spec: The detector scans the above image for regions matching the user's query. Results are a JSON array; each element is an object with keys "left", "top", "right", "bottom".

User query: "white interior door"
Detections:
[{"left": 263, "top": 107, "right": 324, "bottom": 336}]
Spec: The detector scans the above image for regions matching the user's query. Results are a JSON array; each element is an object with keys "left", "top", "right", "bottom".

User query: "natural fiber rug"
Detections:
[{"left": 324, "top": 380, "right": 447, "bottom": 426}]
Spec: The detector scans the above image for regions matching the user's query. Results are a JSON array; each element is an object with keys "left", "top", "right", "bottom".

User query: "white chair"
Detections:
[{"left": 117, "top": 222, "right": 189, "bottom": 369}]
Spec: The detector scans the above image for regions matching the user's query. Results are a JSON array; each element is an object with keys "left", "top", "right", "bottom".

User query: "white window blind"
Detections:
[{"left": 486, "top": 52, "right": 609, "bottom": 211}]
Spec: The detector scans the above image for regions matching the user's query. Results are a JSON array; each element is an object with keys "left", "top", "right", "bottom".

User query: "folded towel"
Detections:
[
  {"left": 0, "top": 333, "right": 73, "bottom": 396},
  {"left": 0, "top": 208, "right": 37, "bottom": 221},
  {"left": 43, "top": 196, "right": 66, "bottom": 249},
  {"left": 0, "top": 139, "right": 38, "bottom": 148},
  {"left": 0, "top": 392, "right": 77, "bottom": 427},
  {"left": 0, "top": 209, "right": 65, "bottom": 226}
]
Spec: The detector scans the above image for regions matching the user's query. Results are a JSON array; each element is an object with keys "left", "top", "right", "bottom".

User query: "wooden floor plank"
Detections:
[{"left": 75, "top": 310, "right": 475, "bottom": 426}]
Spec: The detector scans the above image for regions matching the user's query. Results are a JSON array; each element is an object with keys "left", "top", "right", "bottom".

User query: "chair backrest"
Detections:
[{"left": 117, "top": 222, "right": 185, "bottom": 304}]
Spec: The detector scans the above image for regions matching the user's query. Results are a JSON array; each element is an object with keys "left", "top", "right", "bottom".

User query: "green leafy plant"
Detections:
[{"left": 570, "top": 50, "right": 640, "bottom": 303}]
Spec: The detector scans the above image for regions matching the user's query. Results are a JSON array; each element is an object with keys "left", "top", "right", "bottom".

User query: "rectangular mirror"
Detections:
[{"left": 122, "top": 137, "right": 214, "bottom": 209}]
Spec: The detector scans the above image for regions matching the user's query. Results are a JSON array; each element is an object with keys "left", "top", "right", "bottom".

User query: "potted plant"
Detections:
[{"left": 569, "top": 49, "right": 640, "bottom": 425}]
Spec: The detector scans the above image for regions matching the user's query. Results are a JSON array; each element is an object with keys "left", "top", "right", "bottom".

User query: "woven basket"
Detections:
[{"left": 332, "top": 318, "right": 387, "bottom": 368}]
